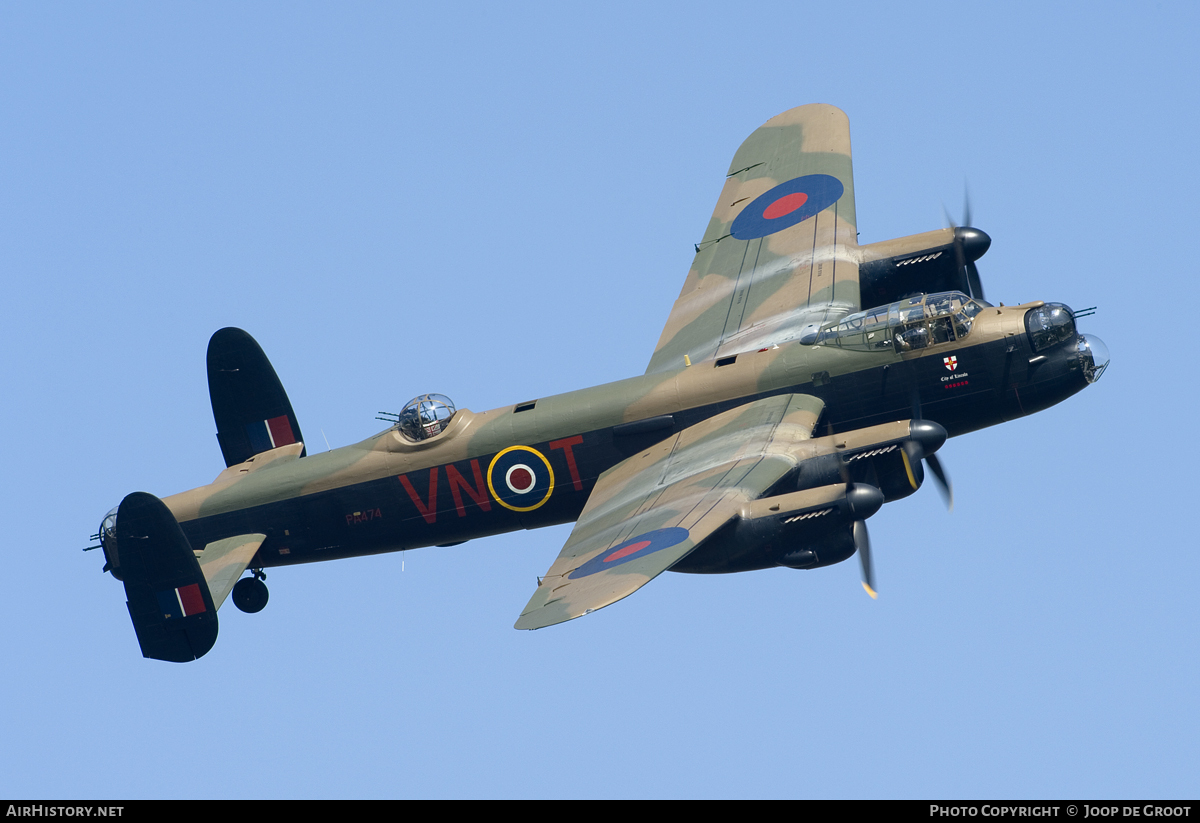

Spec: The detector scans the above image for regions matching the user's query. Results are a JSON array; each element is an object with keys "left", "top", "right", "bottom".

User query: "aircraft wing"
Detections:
[
  {"left": 514, "top": 393, "right": 825, "bottom": 629},
  {"left": 646, "top": 104, "right": 859, "bottom": 374}
]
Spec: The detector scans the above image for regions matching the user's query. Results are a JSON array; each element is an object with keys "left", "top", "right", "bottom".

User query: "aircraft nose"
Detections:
[{"left": 1076, "top": 334, "right": 1110, "bottom": 383}]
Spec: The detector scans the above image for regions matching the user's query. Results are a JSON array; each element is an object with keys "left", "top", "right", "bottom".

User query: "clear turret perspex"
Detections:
[{"left": 397, "top": 394, "right": 457, "bottom": 441}]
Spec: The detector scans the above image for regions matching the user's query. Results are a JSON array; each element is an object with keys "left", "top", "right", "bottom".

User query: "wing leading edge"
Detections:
[
  {"left": 647, "top": 104, "right": 859, "bottom": 374},
  {"left": 515, "top": 393, "right": 826, "bottom": 630}
]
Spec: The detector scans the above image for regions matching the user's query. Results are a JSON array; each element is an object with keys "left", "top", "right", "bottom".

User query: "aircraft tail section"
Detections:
[
  {"left": 207, "top": 327, "right": 306, "bottom": 468},
  {"left": 115, "top": 492, "right": 218, "bottom": 663}
]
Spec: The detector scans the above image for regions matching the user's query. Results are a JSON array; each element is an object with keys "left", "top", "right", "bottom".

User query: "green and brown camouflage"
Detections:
[
  {"left": 94, "top": 104, "right": 1108, "bottom": 661},
  {"left": 648, "top": 104, "right": 859, "bottom": 373},
  {"left": 162, "top": 300, "right": 1039, "bottom": 521}
]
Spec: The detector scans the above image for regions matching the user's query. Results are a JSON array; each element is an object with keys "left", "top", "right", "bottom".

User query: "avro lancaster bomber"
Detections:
[{"left": 92, "top": 105, "right": 1108, "bottom": 662}]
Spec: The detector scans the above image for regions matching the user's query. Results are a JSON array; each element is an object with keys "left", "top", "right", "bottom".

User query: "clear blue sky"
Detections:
[{"left": 3, "top": 1, "right": 1196, "bottom": 799}]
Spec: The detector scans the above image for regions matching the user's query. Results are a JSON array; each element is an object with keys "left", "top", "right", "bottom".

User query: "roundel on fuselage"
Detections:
[{"left": 487, "top": 446, "right": 554, "bottom": 512}]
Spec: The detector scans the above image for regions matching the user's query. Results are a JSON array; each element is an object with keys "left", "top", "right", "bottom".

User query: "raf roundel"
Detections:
[
  {"left": 730, "top": 174, "right": 845, "bottom": 240},
  {"left": 568, "top": 527, "right": 690, "bottom": 579},
  {"left": 487, "top": 446, "right": 555, "bottom": 512}
]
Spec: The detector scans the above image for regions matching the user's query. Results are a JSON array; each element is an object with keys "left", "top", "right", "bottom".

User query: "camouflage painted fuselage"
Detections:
[{"left": 161, "top": 302, "right": 1088, "bottom": 575}]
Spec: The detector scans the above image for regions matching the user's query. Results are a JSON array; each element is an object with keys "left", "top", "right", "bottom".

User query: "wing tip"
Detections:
[{"left": 759, "top": 103, "right": 849, "bottom": 131}]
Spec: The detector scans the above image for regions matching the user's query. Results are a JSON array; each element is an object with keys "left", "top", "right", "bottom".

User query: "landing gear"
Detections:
[{"left": 232, "top": 570, "right": 269, "bottom": 614}]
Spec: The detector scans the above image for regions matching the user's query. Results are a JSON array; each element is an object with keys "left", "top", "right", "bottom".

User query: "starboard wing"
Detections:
[
  {"left": 514, "top": 393, "right": 826, "bottom": 630},
  {"left": 646, "top": 104, "right": 859, "bottom": 374}
]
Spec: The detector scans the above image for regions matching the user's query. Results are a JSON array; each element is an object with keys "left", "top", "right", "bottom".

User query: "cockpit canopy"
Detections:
[
  {"left": 398, "top": 394, "right": 457, "bottom": 441},
  {"left": 809, "top": 291, "right": 988, "bottom": 353}
]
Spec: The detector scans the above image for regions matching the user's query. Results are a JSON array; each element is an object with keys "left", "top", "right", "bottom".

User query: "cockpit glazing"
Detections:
[{"left": 813, "top": 291, "right": 988, "bottom": 353}]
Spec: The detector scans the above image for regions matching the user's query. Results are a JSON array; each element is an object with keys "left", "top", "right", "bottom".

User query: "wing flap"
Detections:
[{"left": 515, "top": 393, "right": 825, "bottom": 629}]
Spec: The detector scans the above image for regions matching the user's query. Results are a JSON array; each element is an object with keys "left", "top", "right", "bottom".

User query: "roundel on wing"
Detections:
[
  {"left": 730, "top": 174, "right": 845, "bottom": 240},
  {"left": 487, "top": 446, "right": 555, "bottom": 512},
  {"left": 567, "top": 527, "right": 690, "bottom": 579}
]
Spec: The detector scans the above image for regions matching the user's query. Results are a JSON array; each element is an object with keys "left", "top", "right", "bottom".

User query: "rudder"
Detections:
[
  {"left": 116, "top": 492, "right": 218, "bottom": 662},
  {"left": 207, "top": 327, "right": 306, "bottom": 468}
]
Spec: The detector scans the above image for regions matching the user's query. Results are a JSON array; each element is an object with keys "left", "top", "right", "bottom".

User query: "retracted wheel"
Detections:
[{"left": 232, "top": 576, "right": 269, "bottom": 613}]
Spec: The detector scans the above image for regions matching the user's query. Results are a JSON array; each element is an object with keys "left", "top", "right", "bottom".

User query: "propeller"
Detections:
[
  {"left": 848, "top": 425, "right": 952, "bottom": 599},
  {"left": 840, "top": 475, "right": 884, "bottom": 599},
  {"left": 907, "top": 388, "right": 954, "bottom": 511},
  {"left": 924, "top": 452, "right": 953, "bottom": 511},
  {"left": 901, "top": 427, "right": 953, "bottom": 511},
  {"left": 835, "top": 413, "right": 951, "bottom": 599},
  {"left": 854, "top": 520, "right": 876, "bottom": 599},
  {"left": 943, "top": 187, "right": 991, "bottom": 303}
]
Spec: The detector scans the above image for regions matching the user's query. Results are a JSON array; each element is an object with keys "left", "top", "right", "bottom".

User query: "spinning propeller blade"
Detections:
[
  {"left": 843, "top": 479, "right": 885, "bottom": 599},
  {"left": 907, "top": 386, "right": 954, "bottom": 512},
  {"left": 924, "top": 452, "right": 953, "bottom": 511},
  {"left": 854, "top": 520, "right": 876, "bottom": 599},
  {"left": 944, "top": 187, "right": 989, "bottom": 302}
]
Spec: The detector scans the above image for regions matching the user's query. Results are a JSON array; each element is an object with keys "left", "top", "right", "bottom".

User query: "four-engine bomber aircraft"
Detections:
[{"left": 92, "top": 104, "right": 1108, "bottom": 662}]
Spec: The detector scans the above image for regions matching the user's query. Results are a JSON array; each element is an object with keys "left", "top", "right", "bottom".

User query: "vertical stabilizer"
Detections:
[
  {"left": 117, "top": 492, "right": 219, "bottom": 662},
  {"left": 207, "top": 327, "right": 306, "bottom": 468}
]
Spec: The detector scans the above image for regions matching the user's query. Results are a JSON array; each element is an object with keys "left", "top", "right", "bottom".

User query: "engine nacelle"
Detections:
[
  {"left": 794, "top": 420, "right": 946, "bottom": 503},
  {"left": 671, "top": 419, "right": 946, "bottom": 575},
  {"left": 670, "top": 483, "right": 883, "bottom": 574}
]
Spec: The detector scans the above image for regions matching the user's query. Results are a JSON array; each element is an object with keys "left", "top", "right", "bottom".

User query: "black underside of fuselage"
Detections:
[{"left": 176, "top": 333, "right": 1088, "bottom": 574}]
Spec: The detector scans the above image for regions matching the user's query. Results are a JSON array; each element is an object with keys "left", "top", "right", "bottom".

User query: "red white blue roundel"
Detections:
[
  {"left": 568, "top": 527, "right": 690, "bottom": 579},
  {"left": 487, "top": 446, "right": 554, "bottom": 512},
  {"left": 730, "top": 174, "right": 845, "bottom": 240}
]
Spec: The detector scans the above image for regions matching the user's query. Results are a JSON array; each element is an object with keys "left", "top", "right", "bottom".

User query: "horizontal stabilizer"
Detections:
[
  {"left": 208, "top": 327, "right": 306, "bottom": 468},
  {"left": 198, "top": 534, "right": 266, "bottom": 610},
  {"left": 212, "top": 442, "right": 303, "bottom": 485},
  {"left": 116, "top": 492, "right": 218, "bottom": 662}
]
